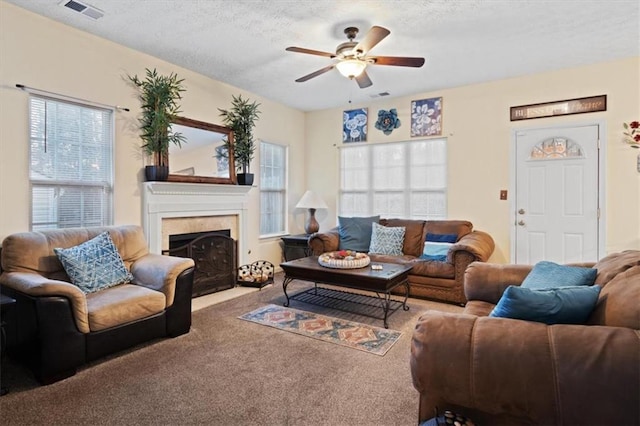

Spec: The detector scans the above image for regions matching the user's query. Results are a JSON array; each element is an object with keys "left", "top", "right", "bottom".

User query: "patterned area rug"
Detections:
[{"left": 239, "top": 304, "right": 402, "bottom": 356}]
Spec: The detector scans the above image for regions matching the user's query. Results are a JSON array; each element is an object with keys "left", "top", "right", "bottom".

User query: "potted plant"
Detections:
[
  {"left": 128, "top": 68, "right": 186, "bottom": 181},
  {"left": 218, "top": 94, "right": 261, "bottom": 185}
]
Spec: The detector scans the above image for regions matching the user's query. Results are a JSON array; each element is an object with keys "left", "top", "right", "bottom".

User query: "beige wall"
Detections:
[
  {"left": 306, "top": 57, "right": 640, "bottom": 262},
  {"left": 0, "top": 2, "right": 307, "bottom": 267},
  {"left": 1, "top": 2, "right": 638, "bottom": 267}
]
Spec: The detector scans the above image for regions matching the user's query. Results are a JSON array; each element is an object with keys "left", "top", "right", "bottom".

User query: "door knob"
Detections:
[
  {"left": 518, "top": 220, "right": 525, "bottom": 226},
  {"left": 518, "top": 209, "right": 525, "bottom": 214}
]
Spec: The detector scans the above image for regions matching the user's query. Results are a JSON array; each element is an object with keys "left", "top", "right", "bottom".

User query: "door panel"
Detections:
[{"left": 515, "top": 125, "right": 599, "bottom": 264}]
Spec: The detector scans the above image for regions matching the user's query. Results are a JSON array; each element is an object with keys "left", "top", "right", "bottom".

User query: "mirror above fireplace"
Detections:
[{"left": 167, "top": 116, "right": 237, "bottom": 184}]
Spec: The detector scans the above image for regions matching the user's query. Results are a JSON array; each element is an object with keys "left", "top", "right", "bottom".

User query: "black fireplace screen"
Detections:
[{"left": 163, "top": 230, "right": 237, "bottom": 297}]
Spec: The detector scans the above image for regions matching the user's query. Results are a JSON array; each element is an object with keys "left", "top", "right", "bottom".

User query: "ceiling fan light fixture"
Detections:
[{"left": 336, "top": 59, "right": 367, "bottom": 79}]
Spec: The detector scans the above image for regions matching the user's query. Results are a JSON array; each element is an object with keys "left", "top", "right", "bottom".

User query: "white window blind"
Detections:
[
  {"left": 340, "top": 139, "right": 447, "bottom": 219},
  {"left": 260, "top": 141, "right": 287, "bottom": 236},
  {"left": 29, "top": 96, "right": 113, "bottom": 230}
]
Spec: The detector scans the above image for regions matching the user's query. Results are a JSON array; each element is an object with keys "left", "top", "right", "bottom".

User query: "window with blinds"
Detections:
[
  {"left": 340, "top": 139, "right": 447, "bottom": 219},
  {"left": 29, "top": 96, "right": 114, "bottom": 230},
  {"left": 259, "top": 141, "right": 287, "bottom": 237}
]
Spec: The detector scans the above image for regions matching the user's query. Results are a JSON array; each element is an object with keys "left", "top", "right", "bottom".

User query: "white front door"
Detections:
[{"left": 514, "top": 124, "right": 600, "bottom": 264}]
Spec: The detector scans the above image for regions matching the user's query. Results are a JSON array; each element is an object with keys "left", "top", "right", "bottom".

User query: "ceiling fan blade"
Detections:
[
  {"left": 354, "top": 26, "right": 390, "bottom": 54},
  {"left": 370, "top": 56, "right": 425, "bottom": 67},
  {"left": 295, "top": 64, "right": 335, "bottom": 82},
  {"left": 286, "top": 46, "right": 335, "bottom": 58},
  {"left": 355, "top": 70, "right": 373, "bottom": 88}
]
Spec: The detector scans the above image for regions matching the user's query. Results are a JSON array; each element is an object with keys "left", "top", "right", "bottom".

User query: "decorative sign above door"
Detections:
[{"left": 510, "top": 95, "right": 606, "bottom": 121}]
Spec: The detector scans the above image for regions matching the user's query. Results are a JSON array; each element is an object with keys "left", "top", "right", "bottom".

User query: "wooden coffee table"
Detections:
[{"left": 280, "top": 256, "right": 412, "bottom": 328}]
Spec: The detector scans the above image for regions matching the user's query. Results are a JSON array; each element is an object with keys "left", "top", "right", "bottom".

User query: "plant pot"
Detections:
[
  {"left": 237, "top": 173, "right": 254, "bottom": 186},
  {"left": 145, "top": 165, "right": 169, "bottom": 181}
]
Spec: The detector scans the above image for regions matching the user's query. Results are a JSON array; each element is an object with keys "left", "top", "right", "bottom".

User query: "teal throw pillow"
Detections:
[
  {"left": 420, "top": 241, "right": 452, "bottom": 261},
  {"left": 489, "top": 285, "right": 602, "bottom": 325},
  {"left": 54, "top": 232, "right": 134, "bottom": 294},
  {"left": 338, "top": 215, "right": 380, "bottom": 252},
  {"left": 522, "top": 261, "right": 597, "bottom": 290},
  {"left": 368, "top": 222, "right": 405, "bottom": 256}
]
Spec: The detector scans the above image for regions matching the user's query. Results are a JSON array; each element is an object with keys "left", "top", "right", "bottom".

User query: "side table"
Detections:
[
  {"left": 281, "top": 234, "right": 312, "bottom": 261},
  {"left": 1, "top": 294, "right": 16, "bottom": 396}
]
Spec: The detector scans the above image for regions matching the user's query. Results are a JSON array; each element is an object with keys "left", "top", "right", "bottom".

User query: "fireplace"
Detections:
[
  {"left": 141, "top": 182, "right": 252, "bottom": 267},
  {"left": 163, "top": 230, "right": 236, "bottom": 297}
]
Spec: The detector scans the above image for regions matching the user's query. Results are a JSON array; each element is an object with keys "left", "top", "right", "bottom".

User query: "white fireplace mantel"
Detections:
[{"left": 142, "top": 182, "right": 252, "bottom": 264}]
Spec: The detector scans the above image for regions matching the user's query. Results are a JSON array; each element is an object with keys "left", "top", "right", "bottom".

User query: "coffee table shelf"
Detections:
[{"left": 280, "top": 256, "right": 412, "bottom": 328}]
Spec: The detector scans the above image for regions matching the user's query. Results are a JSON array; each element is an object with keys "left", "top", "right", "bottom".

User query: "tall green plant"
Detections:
[
  {"left": 128, "top": 68, "right": 186, "bottom": 167},
  {"left": 218, "top": 94, "right": 261, "bottom": 173}
]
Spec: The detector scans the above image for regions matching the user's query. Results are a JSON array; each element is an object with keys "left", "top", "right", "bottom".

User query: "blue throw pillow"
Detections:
[
  {"left": 420, "top": 241, "right": 452, "bottom": 261},
  {"left": 522, "top": 261, "right": 597, "bottom": 290},
  {"left": 426, "top": 233, "right": 458, "bottom": 243},
  {"left": 54, "top": 232, "right": 134, "bottom": 294},
  {"left": 338, "top": 215, "right": 380, "bottom": 252},
  {"left": 368, "top": 222, "right": 405, "bottom": 256},
  {"left": 489, "top": 285, "right": 602, "bottom": 325}
]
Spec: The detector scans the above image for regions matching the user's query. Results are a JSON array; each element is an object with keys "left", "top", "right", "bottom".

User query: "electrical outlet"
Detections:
[{"left": 500, "top": 190, "right": 508, "bottom": 200}]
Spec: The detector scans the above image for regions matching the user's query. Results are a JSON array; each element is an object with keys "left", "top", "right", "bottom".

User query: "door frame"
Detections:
[{"left": 509, "top": 120, "right": 607, "bottom": 263}]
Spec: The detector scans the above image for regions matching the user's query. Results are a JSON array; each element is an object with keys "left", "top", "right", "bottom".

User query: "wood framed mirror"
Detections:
[{"left": 166, "top": 116, "right": 236, "bottom": 184}]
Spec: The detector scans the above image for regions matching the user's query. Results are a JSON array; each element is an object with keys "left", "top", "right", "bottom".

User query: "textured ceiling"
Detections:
[{"left": 6, "top": 0, "right": 640, "bottom": 111}]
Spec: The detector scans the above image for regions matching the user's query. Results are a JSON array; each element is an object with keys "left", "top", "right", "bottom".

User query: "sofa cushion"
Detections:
[
  {"left": 425, "top": 220, "right": 472, "bottom": 240},
  {"left": 588, "top": 251, "right": 640, "bottom": 328},
  {"left": 86, "top": 283, "right": 166, "bottom": 332},
  {"left": 521, "top": 261, "right": 597, "bottom": 290},
  {"left": 379, "top": 218, "right": 427, "bottom": 257},
  {"left": 411, "top": 259, "right": 456, "bottom": 279},
  {"left": 490, "top": 285, "right": 602, "bottom": 325},
  {"left": 54, "top": 232, "right": 134, "bottom": 294},
  {"left": 369, "top": 222, "right": 405, "bottom": 255},
  {"left": 338, "top": 215, "right": 380, "bottom": 252}
]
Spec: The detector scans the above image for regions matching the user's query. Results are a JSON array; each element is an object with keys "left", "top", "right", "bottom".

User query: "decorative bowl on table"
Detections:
[{"left": 318, "top": 250, "right": 371, "bottom": 269}]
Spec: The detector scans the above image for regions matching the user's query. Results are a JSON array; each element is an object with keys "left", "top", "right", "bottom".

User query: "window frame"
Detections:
[
  {"left": 28, "top": 94, "right": 115, "bottom": 231},
  {"left": 339, "top": 139, "right": 447, "bottom": 220},
  {"left": 259, "top": 140, "right": 288, "bottom": 238}
]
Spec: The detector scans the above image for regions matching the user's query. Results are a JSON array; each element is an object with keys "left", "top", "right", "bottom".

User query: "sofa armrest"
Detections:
[
  {"left": 130, "top": 254, "right": 195, "bottom": 307},
  {"left": 0, "top": 271, "right": 90, "bottom": 333},
  {"left": 308, "top": 229, "right": 340, "bottom": 255},
  {"left": 464, "top": 262, "right": 533, "bottom": 304},
  {"left": 411, "top": 311, "right": 640, "bottom": 425},
  {"left": 447, "top": 230, "right": 495, "bottom": 263}
]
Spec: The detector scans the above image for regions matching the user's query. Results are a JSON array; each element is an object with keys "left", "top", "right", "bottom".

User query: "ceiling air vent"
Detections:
[
  {"left": 60, "top": 0, "right": 104, "bottom": 20},
  {"left": 369, "top": 91, "right": 391, "bottom": 99}
]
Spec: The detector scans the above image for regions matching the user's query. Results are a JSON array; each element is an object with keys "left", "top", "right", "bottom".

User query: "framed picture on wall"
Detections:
[
  {"left": 343, "top": 108, "right": 368, "bottom": 143},
  {"left": 411, "top": 97, "right": 442, "bottom": 137}
]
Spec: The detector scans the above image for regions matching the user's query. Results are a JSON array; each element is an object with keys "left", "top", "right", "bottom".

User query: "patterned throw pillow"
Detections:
[
  {"left": 54, "top": 232, "right": 134, "bottom": 294},
  {"left": 368, "top": 222, "right": 405, "bottom": 256}
]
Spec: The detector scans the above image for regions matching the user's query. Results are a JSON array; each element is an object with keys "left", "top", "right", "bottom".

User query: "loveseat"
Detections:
[
  {"left": 0, "top": 225, "right": 195, "bottom": 384},
  {"left": 309, "top": 219, "right": 495, "bottom": 304},
  {"left": 410, "top": 250, "right": 640, "bottom": 425}
]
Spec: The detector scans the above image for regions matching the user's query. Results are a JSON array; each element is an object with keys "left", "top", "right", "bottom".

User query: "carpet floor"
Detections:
[{"left": 0, "top": 273, "right": 463, "bottom": 426}]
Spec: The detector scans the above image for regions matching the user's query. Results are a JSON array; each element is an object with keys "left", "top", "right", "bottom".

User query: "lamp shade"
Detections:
[
  {"left": 295, "top": 190, "right": 327, "bottom": 209},
  {"left": 336, "top": 59, "right": 367, "bottom": 79}
]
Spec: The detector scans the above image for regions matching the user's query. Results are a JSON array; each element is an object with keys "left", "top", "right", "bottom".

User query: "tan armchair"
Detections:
[
  {"left": 410, "top": 251, "right": 640, "bottom": 425},
  {"left": 0, "top": 225, "right": 195, "bottom": 384}
]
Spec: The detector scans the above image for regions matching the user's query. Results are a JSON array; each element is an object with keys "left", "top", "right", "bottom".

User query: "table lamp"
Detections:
[{"left": 295, "top": 190, "right": 327, "bottom": 234}]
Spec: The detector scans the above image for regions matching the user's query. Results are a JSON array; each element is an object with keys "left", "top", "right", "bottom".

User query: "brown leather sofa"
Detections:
[
  {"left": 309, "top": 219, "right": 495, "bottom": 305},
  {"left": 0, "top": 225, "right": 195, "bottom": 384},
  {"left": 410, "top": 250, "right": 640, "bottom": 425}
]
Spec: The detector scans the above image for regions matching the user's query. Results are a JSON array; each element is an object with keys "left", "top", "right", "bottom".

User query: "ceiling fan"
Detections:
[{"left": 286, "top": 26, "right": 425, "bottom": 88}]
